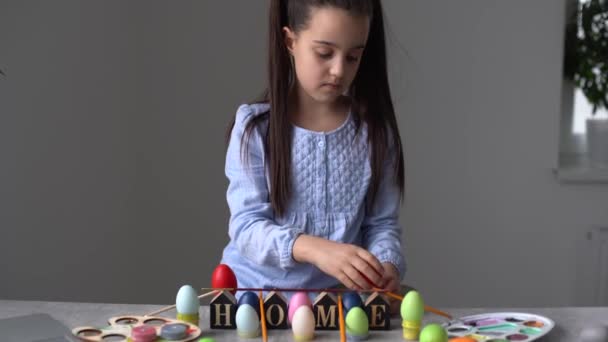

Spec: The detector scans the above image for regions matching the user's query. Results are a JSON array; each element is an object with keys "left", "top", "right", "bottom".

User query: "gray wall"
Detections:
[
  {"left": 394, "top": 0, "right": 608, "bottom": 307},
  {"left": 1, "top": 0, "right": 607, "bottom": 307}
]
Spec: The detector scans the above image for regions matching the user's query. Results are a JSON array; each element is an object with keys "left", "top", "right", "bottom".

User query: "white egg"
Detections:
[
  {"left": 175, "top": 285, "right": 199, "bottom": 315},
  {"left": 291, "top": 305, "right": 315, "bottom": 341},
  {"left": 236, "top": 304, "right": 260, "bottom": 338}
]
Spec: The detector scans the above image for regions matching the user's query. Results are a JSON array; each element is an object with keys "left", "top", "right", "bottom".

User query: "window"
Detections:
[{"left": 557, "top": 0, "right": 608, "bottom": 183}]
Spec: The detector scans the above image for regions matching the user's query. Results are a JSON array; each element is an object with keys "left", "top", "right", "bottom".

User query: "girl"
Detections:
[{"left": 221, "top": 0, "right": 405, "bottom": 306}]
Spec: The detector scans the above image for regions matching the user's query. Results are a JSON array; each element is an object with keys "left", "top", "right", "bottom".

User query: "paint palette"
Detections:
[
  {"left": 72, "top": 315, "right": 202, "bottom": 341},
  {"left": 443, "top": 312, "right": 554, "bottom": 341}
]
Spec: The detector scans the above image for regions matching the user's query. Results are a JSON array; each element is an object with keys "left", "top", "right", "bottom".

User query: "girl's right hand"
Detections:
[{"left": 293, "top": 235, "right": 384, "bottom": 290}]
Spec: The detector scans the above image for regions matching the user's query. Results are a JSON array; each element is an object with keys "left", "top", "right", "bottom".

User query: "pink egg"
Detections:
[{"left": 288, "top": 292, "right": 312, "bottom": 323}]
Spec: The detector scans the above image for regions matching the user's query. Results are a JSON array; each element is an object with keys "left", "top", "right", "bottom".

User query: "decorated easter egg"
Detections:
[
  {"left": 235, "top": 303, "right": 260, "bottom": 338},
  {"left": 238, "top": 291, "right": 260, "bottom": 316},
  {"left": 401, "top": 290, "right": 424, "bottom": 321},
  {"left": 447, "top": 338, "right": 476, "bottom": 342},
  {"left": 345, "top": 306, "right": 369, "bottom": 337},
  {"left": 288, "top": 292, "right": 312, "bottom": 323},
  {"left": 175, "top": 285, "right": 199, "bottom": 315},
  {"left": 342, "top": 292, "right": 363, "bottom": 311},
  {"left": 211, "top": 264, "right": 238, "bottom": 294},
  {"left": 419, "top": 323, "right": 448, "bottom": 342},
  {"left": 291, "top": 305, "right": 315, "bottom": 341}
]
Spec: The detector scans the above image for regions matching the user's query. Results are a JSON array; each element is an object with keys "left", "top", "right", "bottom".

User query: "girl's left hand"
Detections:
[{"left": 380, "top": 262, "right": 401, "bottom": 315}]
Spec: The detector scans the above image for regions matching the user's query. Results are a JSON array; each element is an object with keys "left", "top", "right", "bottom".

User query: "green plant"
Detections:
[{"left": 564, "top": 0, "right": 608, "bottom": 114}]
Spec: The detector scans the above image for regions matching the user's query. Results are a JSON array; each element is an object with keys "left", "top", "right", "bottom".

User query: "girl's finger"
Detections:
[
  {"left": 356, "top": 250, "right": 384, "bottom": 279},
  {"left": 342, "top": 266, "right": 368, "bottom": 290},
  {"left": 351, "top": 257, "right": 383, "bottom": 288},
  {"left": 338, "top": 271, "right": 361, "bottom": 291}
]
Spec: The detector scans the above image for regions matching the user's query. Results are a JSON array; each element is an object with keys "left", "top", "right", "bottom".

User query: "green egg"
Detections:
[
  {"left": 197, "top": 338, "right": 216, "bottom": 342},
  {"left": 345, "top": 307, "right": 369, "bottom": 336},
  {"left": 419, "top": 323, "right": 448, "bottom": 342},
  {"left": 400, "top": 290, "right": 424, "bottom": 321}
]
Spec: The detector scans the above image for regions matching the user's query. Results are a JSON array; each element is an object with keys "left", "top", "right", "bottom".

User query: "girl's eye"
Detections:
[{"left": 316, "top": 51, "right": 359, "bottom": 62}]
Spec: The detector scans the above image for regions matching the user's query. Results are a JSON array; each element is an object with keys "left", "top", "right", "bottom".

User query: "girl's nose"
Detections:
[{"left": 330, "top": 58, "right": 345, "bottom": 80}]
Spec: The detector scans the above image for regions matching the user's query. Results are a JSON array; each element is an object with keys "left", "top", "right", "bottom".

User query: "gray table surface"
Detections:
[{"left": 1, "top": 300, "right": 608, "bottom": 341}]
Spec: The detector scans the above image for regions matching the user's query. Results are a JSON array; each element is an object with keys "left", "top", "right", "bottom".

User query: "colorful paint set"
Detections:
[
  {"left": 72, "top": 315, "right": 202, "bottom": 341},
  {"left": 443, "top": 312, "right": 555, "bottom": 341}
]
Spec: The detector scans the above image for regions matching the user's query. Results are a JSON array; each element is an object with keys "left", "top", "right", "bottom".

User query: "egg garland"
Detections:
[{"left": 72, "top": 264, "right": 464, "bottom": 342}]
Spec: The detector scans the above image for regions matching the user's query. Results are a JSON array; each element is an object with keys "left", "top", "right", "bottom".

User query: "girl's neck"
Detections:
[{"left": 288, "top": 87, "right": 350, "bottom": 133}]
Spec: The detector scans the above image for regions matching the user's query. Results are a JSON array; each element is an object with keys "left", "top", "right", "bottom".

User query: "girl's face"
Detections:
[{"left": 284, "top": 7, "right": 370, "bottom": 104}]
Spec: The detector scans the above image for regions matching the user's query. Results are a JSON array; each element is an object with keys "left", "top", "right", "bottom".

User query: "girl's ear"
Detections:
[{"left": 282, "top": 26, "right": 296, "bottom": 54}]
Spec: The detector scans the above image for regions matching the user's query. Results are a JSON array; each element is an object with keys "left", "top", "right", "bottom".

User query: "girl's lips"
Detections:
[{"left": 323, "top": 83, "right": 341, "bottom": 90}]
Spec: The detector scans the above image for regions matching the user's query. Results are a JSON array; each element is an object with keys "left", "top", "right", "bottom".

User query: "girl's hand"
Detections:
[
  {"left": 293, "top": 235, "right": 384, "bottom": 290},
  {"left": 379, "top": 262, "right": 401, "bottom": 314}
]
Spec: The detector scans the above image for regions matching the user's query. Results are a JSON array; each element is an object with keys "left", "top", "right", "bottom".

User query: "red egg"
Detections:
[{"left": 211, "top": 264, "right": 237, "bottom": 294}]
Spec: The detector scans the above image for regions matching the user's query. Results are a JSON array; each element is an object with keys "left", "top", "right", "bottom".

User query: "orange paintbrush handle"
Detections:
[
  {"left": 259, "top": 291, "right": 268, "bottom": 342},
  {"left": 383, "top": 290, "right": 452, "bottom": 320}
]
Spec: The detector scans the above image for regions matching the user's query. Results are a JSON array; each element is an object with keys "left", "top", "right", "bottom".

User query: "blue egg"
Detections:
[
  {"left": 342, "top": 292, "right": 363, "bottom": 311},
  {"left": 175, "top": 285, "right": 199, "bottom": 314},
  {"left": 235, "top": 304, "right": 260, "bottom": 338},
  {"left": 238, "top": 291, "right": 260, "bottom": 317}
]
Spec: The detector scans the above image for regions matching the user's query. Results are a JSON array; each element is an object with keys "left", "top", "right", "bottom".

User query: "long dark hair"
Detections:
[{"left": 227, "top": 0, "right": 404, "bottom": 217}]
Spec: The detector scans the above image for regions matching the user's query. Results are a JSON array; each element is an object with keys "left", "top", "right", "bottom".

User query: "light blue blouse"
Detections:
[{"left": 220, "top": 103, "right": 405, "bottom": 291}]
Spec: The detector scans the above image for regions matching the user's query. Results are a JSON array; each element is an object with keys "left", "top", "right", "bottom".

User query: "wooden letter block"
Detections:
[
  {"left": 264, "top": 291, "right": 288, "bottom": 329},
  {"left": 210, "top": 290, "right": 236, "bottom": 329},
  {"left": 364, "top": 292, "right": 390, "bottom": 330},
  {"left": 313, "top": 292, "right": 338, "bottom": 330}
]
